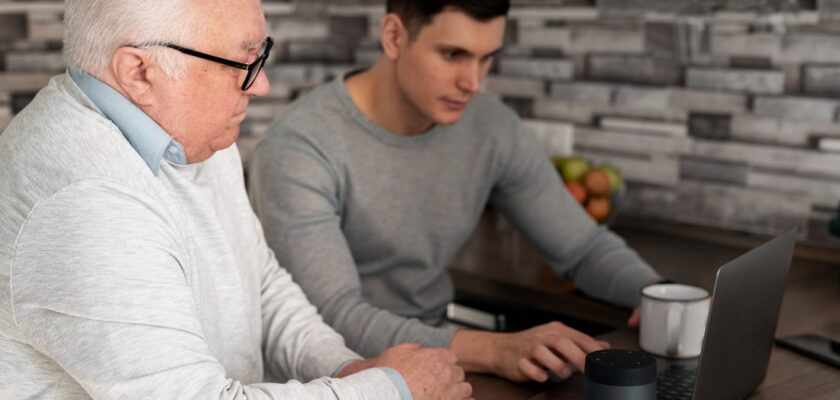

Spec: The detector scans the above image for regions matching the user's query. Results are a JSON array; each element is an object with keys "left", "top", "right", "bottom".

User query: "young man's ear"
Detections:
[
  {"left": 110, "top": 47, "right": 157, "bottom": 107},
  {"left": 380, "top": 13, "right": 408, "bottom": 60}
]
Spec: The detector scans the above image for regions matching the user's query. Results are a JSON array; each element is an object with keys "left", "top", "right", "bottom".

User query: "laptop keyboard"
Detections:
[{"left": 657, "top": 364, "right": 697, "bottom": 400}]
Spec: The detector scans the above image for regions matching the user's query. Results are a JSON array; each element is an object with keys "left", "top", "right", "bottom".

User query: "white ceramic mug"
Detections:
[{"left": 639, "top": 283, "right": 710, "bottom": 358}]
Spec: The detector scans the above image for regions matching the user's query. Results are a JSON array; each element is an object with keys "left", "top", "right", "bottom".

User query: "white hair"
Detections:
[{"left": 63, "top": 0, "right": 204, "bottom": 80}]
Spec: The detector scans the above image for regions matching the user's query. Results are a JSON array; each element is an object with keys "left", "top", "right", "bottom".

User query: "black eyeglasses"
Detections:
[{"left": 134, "top": 37, "right": 273, "bottom": 90}]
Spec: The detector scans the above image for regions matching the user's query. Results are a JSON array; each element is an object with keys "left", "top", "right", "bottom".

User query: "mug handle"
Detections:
[{"left": 665, "top": 303, "right": 686, "bottom": 357}]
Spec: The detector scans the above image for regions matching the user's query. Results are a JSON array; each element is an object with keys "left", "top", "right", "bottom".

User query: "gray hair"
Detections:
[{"left": 63, "top": 0, "right": 203, "bottom": 80}]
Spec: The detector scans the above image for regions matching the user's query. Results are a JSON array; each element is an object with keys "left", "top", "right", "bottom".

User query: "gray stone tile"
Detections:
[
  {"left": 688, "top": 113, "right": 731, "bottom": 140},
  {"left": 730, "top": 114, "right": 840, "bottom": 147},
  {"left": 588, "top": 54, "right": 682, "bottom": 85},
  {"left": 778, "top": 33, "right": 840, "bottom": 63},
  {"left": 27, "top": 11, "right": 62, "bottom": 41},
  {"left": 244, "top": 101, "right": 289, "bottom": 122},
  {"left": 818, "top": 0, "right": 840, "bottom": 13},
  {"left": 620, "top": 183, "right": 679, "bottom": 220},
  {"left": 498, "top": 58, "right": 574, "bottom": 81},
  {"left": 532, "top": 98, "right": 595, "bottom": 124},
  {"left": 267, "top": 17, "right": 329, "bottom": 41},
  {"left": 818, "top": 136, "right": 840, "bottom": 153},
  {"left": 0, "top": 14, "right": 26, "bottom": 40},
  {"left": 679, "top": 156, "right": 748, "bottom": 185},
  {"left": 690, "top": 139, "right": 840, "bottom": 179},
  {"left": 5, "top": 51, "right": 65, "bottom": 72},
  {"left": 522, "top": 119, "right": 575, "bottom": 156},
  {"left": 282, "top": 40, "right": 353, "bottom": 63},
  {"left": 710, "top": 32, "right": 781, "bottom": 59},
  {"left": 549, "top": 82, "right": 612, "bottom": 106},
  {"left": 517, "top": 26, "right": 571, "bottom": 49},
  {"left": 753, "top": 96, "right": 840, "bottom": 123},
  {"left": 729, "top": 56, "right": 773, "bottom": 69},
  {"left": 568, "top": 24, "right": 646, "bottom": 54},
  {"left": 264, "top": 64, "right": 310, "bottom": 84},
  {"left": 614, "top": 85, "right": 671, "bottom": 111},
  {"left": 597, "top": 0, "right": 698, "bottom": 13},
  {"left": 265, "top": 81, "right": 293, "bottom": 100},
  {"left": 669, "top": 88, "right": 749, "bottom": 114},
  {"left": 0, "top": 106, "right": 11, "bottom": 132},
  {"left": 484, "top": 76, "right": 546, "bottom": 98},
  {"left": 329, "top": 15, "right": 368, "bottom": 42},
  {"left": 509, "top": 6, "right": 599, "bottom": 21},
  {"left": 502, "top": 96, "right": 534, "bottom": 118},
  {"left": 261, "top": 2, "right": 296, "bottom": 16},
  {"left": 0, "top": 72, "right": 53, "bottom": 93},
  {"left": 803, "top": 65, "right": 840, "bottom": 97},
  {"left": 675, "top": 181, "right": 809, "bottom": 236},
  {"left": 575, "top": 126, "right": 691, "bottom": 155},
  {"left": 353, "top": 47, "right": 381, "bottom": 67},
  {"left": 548, "top": 82, "right": 689, "bottom": 122},
  {"left": 686, "top": 68, "right": 785, "bottom": 95},
  {"left": 599, "top": 117, "right": 688, "bottom": 136},
  {"left": 644, "top": 21, "right": 680, "bottom": 58},
  {"left": 778, "top": 63, "right": 802, "bottom": 94},
  {"left": 747, "top": 169, "right": 840, "bottom": 208}
]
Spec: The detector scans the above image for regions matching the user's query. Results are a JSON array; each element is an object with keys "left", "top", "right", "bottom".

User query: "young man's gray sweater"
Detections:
[{"left": 249, "top": 74, "right": 660, "bottom": 358}]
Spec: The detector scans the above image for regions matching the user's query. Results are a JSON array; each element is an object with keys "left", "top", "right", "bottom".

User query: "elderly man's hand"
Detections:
[
  {"left": 375, "top": 343, "right": 473, "bottom": 400},
  {"left": 335, "top": 358, "right": 377, "bottom": 378},
  {"left": 451, "top": 322, "right": 610, "bottom": 383}
]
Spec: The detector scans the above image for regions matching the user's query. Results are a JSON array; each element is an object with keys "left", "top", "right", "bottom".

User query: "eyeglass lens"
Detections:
[
  {"left": 243, "top": 56, "right": 267, "bottom": 90},
  {"left": 242, "top": 39, "right": 272, "bottom": 90}
]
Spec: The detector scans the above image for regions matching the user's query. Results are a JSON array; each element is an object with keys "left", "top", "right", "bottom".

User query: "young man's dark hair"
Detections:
[{"left": 386, "top": 0, "right": 510, "bottom": 36}]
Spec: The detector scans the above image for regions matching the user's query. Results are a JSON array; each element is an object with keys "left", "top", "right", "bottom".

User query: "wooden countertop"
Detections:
[{"left": 450, "top": 212, "right": 840, "bottom": 399}]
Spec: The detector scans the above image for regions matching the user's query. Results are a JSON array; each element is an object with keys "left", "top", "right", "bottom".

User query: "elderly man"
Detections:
[
  {"left": 0, "top": 1, "right": 471, "bottom": 399},
  {"left": 249, "top": 0, "right": 662, "bottom": 384}
]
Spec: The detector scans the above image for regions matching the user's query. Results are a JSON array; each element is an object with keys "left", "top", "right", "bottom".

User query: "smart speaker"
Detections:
[{"left": 583, "top": 349, "right": 657, "bottom": 400}]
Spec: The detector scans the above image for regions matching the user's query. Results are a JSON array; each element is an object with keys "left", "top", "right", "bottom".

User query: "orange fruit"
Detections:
[
  {"left": 586, "top": 197, "right": 611, "bottom": 223},
  {"left": 583, "top": 169, "right": 611, "bottom": 196},
  {"left": 565, "top": 181, "right": 587, "bottom": 204}
]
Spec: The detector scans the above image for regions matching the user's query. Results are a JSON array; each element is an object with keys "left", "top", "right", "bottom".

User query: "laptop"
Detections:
[{"left": 533, "top": 230, "right": 797, "bottom": 400}]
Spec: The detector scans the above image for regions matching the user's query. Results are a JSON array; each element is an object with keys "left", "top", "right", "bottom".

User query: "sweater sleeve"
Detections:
[
  {"left": 490, "top": 122, "right": 661, "bottom": 308},
  {"left": 249, "top": 134, "right": 457, "bottom": 358},
  {"left": 9, "top": 180, "right": 401, "bottom": 400}
]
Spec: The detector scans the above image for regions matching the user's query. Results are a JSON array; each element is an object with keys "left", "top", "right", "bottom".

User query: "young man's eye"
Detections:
[{"left": 443, "top": 50, "right": 462, "bottom": 60}]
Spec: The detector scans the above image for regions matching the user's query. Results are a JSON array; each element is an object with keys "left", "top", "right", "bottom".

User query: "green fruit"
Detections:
[
  {"left": 558, "top": 157, "right": 591, "bottom": 182},
  {"left": 600, "top": 164, "right": 623, "bottom": 194}
]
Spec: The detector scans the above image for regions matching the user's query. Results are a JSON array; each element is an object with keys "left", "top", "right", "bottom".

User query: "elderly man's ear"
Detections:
[{"left": 110, "top": 47, "right": 158, "bottom": 107}]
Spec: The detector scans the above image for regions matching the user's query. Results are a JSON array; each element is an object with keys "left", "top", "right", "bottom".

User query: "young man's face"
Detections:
[{"left": 394, "top": 8, "right": 506, "bottom": 126}]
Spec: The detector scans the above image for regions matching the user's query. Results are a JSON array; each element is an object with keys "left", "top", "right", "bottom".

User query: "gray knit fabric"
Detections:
[
  {"left": 248, "top": 73, "right": 661, "bottom": 358},
  {"left": 0, "top": 74, "right": 400, "bottom": 400}
]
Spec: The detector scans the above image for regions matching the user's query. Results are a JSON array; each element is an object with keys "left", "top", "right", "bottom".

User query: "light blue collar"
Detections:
[{"left": 68, "top": 67, "right": 187, "bottom": 175}]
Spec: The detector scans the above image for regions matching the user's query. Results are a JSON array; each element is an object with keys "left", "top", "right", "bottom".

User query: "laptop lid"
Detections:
[{"left": 691, "top": 230, "right": 796, "bottom": 400}]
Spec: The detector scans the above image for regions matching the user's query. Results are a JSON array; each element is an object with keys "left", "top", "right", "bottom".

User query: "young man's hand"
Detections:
[
  {"left": 450, "top": 322, "right": 610, "bottom": 382},
  {"left": 627, "top": 306, "right": 642, "bottom": 328},
  {"left": 375, "top": 343, "right": 473, "bottom": 400}
]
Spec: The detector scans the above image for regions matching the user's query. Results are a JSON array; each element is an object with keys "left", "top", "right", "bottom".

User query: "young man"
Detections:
[
  {"left": 249, "top": 0, "right": 661, "bottom": 383},
  {"left": 0, "top": 1, "right": 471, "bottom": 399}
]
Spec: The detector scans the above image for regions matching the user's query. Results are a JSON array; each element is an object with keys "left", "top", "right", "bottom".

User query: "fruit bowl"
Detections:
[{"left": 551, "top": 156, "right": 624, "bottom": 225}]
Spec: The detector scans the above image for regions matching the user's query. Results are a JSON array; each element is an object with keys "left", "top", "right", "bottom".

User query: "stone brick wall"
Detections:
[{"left": 2, "top": 0, "right": 840, "bottom": 246}]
